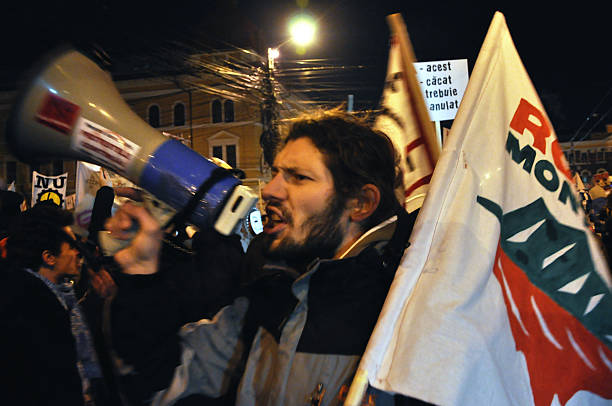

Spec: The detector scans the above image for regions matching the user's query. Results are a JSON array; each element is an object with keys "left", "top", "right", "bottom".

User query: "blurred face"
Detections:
[
  {"left": 52, "top": 227, "right": 82, "bottom": 283},
  {"left": 262, "top": 137, "right": 349, "bottom": 261}
]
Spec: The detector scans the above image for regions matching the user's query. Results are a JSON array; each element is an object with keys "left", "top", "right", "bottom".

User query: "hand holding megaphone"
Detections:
[
  {"left": 97, "top": 187, "right": 176, "bottom": 257},
  {"left": 104, "top": 200, "right": 163, "bottom": 275}
]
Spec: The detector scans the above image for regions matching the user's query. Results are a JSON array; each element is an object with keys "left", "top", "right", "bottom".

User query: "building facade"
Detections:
[{"left": 560, "top": 126, "right": 612, "bottom": 187}]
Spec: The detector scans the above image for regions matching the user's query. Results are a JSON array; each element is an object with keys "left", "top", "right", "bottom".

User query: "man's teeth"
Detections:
[{"left": 268, "top": 213, "right": 282, "bottom": 222}]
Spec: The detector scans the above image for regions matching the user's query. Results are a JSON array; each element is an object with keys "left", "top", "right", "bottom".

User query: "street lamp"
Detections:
[
  {"left": 260, "top": 14, "right": 317, "bottom": 167},
  {"left": 289, "top": 14, "right": 316, "bottom": 54},
  {"left": 289, "top": 15, "right": 316, "bottom": 46}
]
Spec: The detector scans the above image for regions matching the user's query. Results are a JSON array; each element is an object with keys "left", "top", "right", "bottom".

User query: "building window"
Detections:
[
  {"left": 148, "top": 105, "right": 160, "bottom": 127},
  {"left": 226, "top": 144, "right": 236, "bottom": 167},
  {"left": 174, "top": 102, "right": 185, "bottom": 126},
  {"left": 224, "top": 100, "right": 235, "bottom": 122},
  {"left": 211, "top": 144, "right": 237, "bottom": 168},
  {"left": 589, "top": 151, "right": 596, "bottom": 162},
  {"left": 598, "top": 148, "right": 605, "bottom": 162},
  {"left": 566, "top": 152, "right": 573, "bottom": 163},
  {"left": 209, "top": 132, "right": 239, "bottom": 169},
  {"left": 212, "top": 100, "right": 222, "bottom": 123},
  {"left": 212, "top": 146, "right": 223, "bottom": 158}
]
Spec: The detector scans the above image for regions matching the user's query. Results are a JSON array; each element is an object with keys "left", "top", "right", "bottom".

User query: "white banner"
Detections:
[
  {"left": 374, "top": 14, "right": 441, "bottom": 213},
  {"left": 358, "top": 12, "right": 612, "bottom": 406},
  {"left": 31, "top": 171, "right": 68, "bottom": 208}
]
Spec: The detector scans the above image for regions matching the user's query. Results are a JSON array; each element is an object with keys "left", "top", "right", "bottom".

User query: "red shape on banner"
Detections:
[{"left": 493, "top": 243, "right": 612, "bottom": 406}]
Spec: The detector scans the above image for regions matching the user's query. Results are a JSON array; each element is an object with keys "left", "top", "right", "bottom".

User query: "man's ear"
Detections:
[
  {"left": 41, "top": 250, "right": 56, "bottom": 268},
  {"left": 349, "top": 184, "right": 381, "bottom": 222}
]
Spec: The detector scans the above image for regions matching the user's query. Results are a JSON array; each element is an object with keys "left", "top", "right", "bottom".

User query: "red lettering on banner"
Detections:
[
  {"left": 509, "top": 98, "right": 551, "bottom": 155},
  {"left": 550, "top": 139, "right": 571, "bottom": 180},
  {"left": 493, "top": 244, "right": 612, "bottom": 406}
]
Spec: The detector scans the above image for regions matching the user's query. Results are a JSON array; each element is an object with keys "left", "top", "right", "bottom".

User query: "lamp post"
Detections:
[
  {"left": 260, "top": 47, "right": 281, "bottom": 168},
  {"left": 259, "top": 15, "right": 316, "bottom": 168}
]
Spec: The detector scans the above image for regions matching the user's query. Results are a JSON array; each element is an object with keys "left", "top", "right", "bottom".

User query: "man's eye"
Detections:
[{"left": 293, "top": 174, "right": 310, "bottom": 181}]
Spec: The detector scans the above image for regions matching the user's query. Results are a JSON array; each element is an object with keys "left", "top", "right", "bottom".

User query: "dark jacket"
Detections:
[
  {"left": 0, "top": 268, "right": 85, "bottom": 406},
  {"left": 110, "top": 210, "right": 429, "bottom": 405}
]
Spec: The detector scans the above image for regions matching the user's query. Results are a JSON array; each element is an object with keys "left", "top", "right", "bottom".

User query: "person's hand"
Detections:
[
  {"left": 89, "top": 268, "right": 117, "bottom": 298},
  {"left": 105, "top": 202, "right": 162, "bottom": 275},
  {"left": 114, "top": 187, "right": 144, "bottom": 201}
]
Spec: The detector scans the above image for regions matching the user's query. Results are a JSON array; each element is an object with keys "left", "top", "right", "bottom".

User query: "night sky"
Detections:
[{"left": 2, "top": 0, "right": 610, "bottom": 139}]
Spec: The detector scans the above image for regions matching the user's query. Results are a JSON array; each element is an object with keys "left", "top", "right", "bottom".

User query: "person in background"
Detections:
[
  {"left": 1, "top": 202, "right": 111, "bottom": 405},
  {"left": 0, "top": 188, "right": 25, "bottom": 239}
]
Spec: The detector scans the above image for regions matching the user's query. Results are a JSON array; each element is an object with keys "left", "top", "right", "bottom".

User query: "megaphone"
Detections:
[{"left": 6, "top": 48, "right": 257, "bottom": 237}]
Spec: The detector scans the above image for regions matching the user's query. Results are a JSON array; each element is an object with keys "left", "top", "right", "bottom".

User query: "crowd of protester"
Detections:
[
  {"left": 2, "top": 111, "right": 611, "bottom": 406},
  {"left": 577, "top": 171, "right": 612, "bottom": 262}
]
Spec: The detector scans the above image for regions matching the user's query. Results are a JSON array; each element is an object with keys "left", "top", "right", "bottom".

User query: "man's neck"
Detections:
[
  {"left": 335, "top": 216, "right": 398, "bottom": 259},
  {"left": 38, "top": 266, "right": 60, "bottom": 284}
]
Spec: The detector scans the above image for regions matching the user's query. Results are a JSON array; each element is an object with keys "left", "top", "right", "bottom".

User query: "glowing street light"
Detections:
[{"left": 289, "top": 15, "right": 316, "bottom": 47}]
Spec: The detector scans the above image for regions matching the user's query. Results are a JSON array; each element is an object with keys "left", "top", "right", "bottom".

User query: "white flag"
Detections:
[
  {"left": 356, "top": 12, "right": 612, "bottom": 406},
  {"left": 374, "top": 14, "right": 440, "bottom": 213},
  {"left": 31, "top": 171, "right": 68, "bottom": 208}
]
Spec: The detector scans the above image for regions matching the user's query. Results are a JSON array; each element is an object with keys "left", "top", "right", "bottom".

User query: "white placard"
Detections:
[{"left": 414, "top": 59, "right": 469, "bottom": 121}]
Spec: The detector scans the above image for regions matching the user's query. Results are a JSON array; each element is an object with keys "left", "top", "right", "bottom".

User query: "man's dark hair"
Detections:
[
  {"left": 284, "top": 108, "right": 403, "bottom": 230},
  {"left": 6, "top": 202, "right": 74, "bottom": 271}
]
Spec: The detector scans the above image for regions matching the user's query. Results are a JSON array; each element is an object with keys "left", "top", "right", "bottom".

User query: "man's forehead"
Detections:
[{"left": 275, "top": 137, "right": 325, "bottom": 168}]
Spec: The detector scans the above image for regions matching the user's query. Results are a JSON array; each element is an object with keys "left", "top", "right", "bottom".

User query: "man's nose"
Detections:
[{"left": 262, "top": 173, "right": 286, "bottom": 202}]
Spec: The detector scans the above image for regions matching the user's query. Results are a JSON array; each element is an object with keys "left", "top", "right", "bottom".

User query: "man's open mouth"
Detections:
[{"left": 263, "top": 207, "right": 288, "bottom": 234}]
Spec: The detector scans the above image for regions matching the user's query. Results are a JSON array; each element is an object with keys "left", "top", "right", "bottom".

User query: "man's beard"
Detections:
[{"left": 263, "top": 194, "right": 347, "bottom": 263}]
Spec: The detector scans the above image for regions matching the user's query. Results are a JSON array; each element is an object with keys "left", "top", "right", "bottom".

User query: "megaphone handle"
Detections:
[
  {"left": 162, "top": 167, "right": 232, "bottom": 231},
  {"left": 97, "top": 218, "right": 139, "bottom": 257}
]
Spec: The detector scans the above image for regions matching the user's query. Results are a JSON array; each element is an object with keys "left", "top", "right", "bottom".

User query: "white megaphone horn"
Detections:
[{"left": 6, "top": 47, "right": 257, "bottom": 239}]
